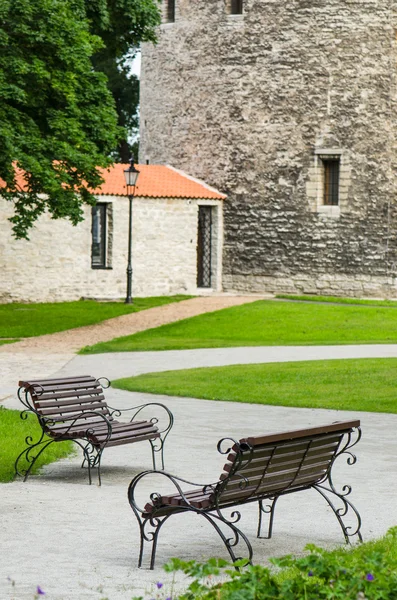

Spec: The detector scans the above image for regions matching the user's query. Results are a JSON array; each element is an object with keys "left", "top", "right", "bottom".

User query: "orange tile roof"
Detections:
[
  {"left": 94, "top": 164, "right": 226, "bottom": 199},
  {"left": 1, "top": 164, "right": 226, "bottom": 200}
]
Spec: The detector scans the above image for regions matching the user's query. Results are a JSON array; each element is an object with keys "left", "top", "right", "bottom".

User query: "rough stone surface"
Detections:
[
  {"left": 0, "top": 195, "right": 223, "bottom": 303},
  {"left": 140, "top": 0, "right": 397, "bottom": 297}
]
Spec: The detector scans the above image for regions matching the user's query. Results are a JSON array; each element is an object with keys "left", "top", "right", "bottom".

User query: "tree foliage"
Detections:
[
  {"left": 87, "top": 0, "right": 161, "bottom": 162},
  {"left": 0, "top": 0, "right": 160, "bottom": 239}
]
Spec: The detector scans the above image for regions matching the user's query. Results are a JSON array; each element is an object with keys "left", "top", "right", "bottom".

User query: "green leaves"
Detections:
[
  {"left": 163, "top": 529, "right": 397, "bottom": 599},
  {"left": 0, "top": 0, "right": 161, "bottom": 237},
  {"left": 0, "top": 0, "right": 116, "bottom": 237}
]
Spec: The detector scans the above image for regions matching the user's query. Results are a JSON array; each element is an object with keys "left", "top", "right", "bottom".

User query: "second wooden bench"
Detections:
[
  {"left": 15, "top": 375, "right": 174, "bottom": 484},
  {"left": 128, "top": 420, "right": 362, "bottom": 568}
]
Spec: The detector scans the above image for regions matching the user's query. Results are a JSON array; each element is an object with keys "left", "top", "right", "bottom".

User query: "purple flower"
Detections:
[
  {"left": 156, "top": 582, "right": 163, "bottom": 589},
  {"left": 36, "top": 586, "right": 45, "bottom": 595},
  {"left": 366, "top": 573, "right": 375, "bottom": 582},
  {"left": 166, "top": 597, "right": 172, "bottom": 600},
  {"left": 308, "top": 570, "right": 314, "bottom": 577}
]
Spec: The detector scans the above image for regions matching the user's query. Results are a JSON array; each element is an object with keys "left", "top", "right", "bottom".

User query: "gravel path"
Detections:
[
  {"left": 1, "top": 294, "right": 396, "bottom": 600},
  {"left": 2, "top": 387, "right": 396, "bottom": 600},
  {"left": 0, "top": 295, "right": 263, "bottom": 401},
  {"left": 0, "top": 295, "right": 262, "bottom": 356}
]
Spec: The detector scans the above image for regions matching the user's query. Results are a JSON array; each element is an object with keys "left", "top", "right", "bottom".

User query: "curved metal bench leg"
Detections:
[
  {"left": 313, "top": 484, "right": 363, "bottom": 543},
  {"left": 80, "top": 443, "right": 104, "bottom": 485},
  {"left": 257, "top": 496, "right": 278, "bottom": 539},
  {"left": 15, "top": 438, "right": 55, "bottom": 481},
  {"left": 96, "top": 448, "right": 103, "bottom": 486},
  {"left": 202, "top": 512, "right": 253, "bottom": 566},
  {"left": 149, "top": 438, "right": 165, "bottom": 471},
  {"left": 135, "top": 515, "right": 170, "bottom": 569}
]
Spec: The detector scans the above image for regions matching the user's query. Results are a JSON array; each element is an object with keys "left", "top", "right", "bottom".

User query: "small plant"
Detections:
[{"left": 159, "top": 527, "right": 397, "bottom": 600}]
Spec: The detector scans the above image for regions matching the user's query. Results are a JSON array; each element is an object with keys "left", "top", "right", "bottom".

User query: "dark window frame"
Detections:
[
  {"left": 230, "top": 0, "right": 243, "bottom": 14},
  {"left": 166, "top": 0, "right": 175, "bottom": 22},
  {"left": 197, "top": 205, "right": 213, "bottom": 288},
  {"left": 321, "top": 156, "right": 340, "bottom": 206},
  {"left": 91, "top": 203, "right": 107, "bottom": 269}
]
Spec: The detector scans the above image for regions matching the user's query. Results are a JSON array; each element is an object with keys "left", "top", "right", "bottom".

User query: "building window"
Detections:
[
  {"left": 197, "top": 206, "right": 213, "bottom": 288},
  {"left": 229, "top": 0, "right": 243, "bottom": 14},
  {"left": 322, "top": 157, "right": 340, "bottom": 206},
  {"left": 91, "top": 203, "right": 107, "bottom": 268},
  {"left": 166, "top": 0, "right": 175, "bottom": 22}
]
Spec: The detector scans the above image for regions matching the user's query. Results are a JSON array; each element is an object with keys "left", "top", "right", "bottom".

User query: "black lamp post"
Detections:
[{"left": 123, "top": 157, "right": 140, "bottom": 304}]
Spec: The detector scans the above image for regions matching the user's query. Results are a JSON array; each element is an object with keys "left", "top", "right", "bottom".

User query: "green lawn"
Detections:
[
  {"left": 0, "top": 339, "right": 20, "bottom": 346},
  {"left": 112, "top": 357, "right": 397, "bottom": 414},
  {"left": 0, "top": 295, "right": 191, "bottom": 339},
  {"left": 81, "top": 298, "right": 397, "bottom": 354},
  {"left": 0, "top": 407, "right": 74, "bottom": 483},
  {"left": 276, "top": 294, "right": 397, "bottom": 306}
]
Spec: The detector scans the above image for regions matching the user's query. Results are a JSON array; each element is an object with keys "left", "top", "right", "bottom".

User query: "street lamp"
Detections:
[{"left": 123, "top": 157, "right": 140, "bottom": 304}]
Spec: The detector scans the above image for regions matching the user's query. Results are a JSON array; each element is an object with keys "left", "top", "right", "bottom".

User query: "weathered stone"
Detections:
[
  {"left": 140, "top": 0, "right": 397, "bottom": 298},
  {"left": 0, "top": 195, "right": 223, "bottom": 303}
]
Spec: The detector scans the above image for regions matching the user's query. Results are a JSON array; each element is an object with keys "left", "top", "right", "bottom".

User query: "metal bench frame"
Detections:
[
  {"left": 15, "top": 375, "right": 174, "bottom": 485},
  {"left": 128, "top": 420, "right": 362, "bottom": 568}
]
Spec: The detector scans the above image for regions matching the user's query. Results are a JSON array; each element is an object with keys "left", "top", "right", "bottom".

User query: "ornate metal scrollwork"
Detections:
[
  {"left": 107, "top": 401, "right": 174, "bottom": 470},
  {"left": 313, "top": 426, "right": 363, "bottom": 542},
  {"left": 15, "top": 381, "right": 113, "bottom": 485}
]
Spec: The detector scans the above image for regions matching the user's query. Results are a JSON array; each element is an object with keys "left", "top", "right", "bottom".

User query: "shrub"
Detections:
[{"left": 158, "top": 527, "right": 397, "bottom": 600}]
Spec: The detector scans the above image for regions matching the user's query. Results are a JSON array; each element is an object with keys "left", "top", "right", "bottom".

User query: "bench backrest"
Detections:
[
  {"left": 18, "top": 376, "right": 111, "bottom": 429},
  {"left": 216, "top": 420, "right": 360, "bottom": 507}
]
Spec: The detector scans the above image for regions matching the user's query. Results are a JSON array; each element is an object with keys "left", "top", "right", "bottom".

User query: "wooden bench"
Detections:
[
  {"left": 128, "top": 420, "right": 362, "bottom": 568},
  {"left": 15, "top": 375, "right": 174, "bottom": 485}
]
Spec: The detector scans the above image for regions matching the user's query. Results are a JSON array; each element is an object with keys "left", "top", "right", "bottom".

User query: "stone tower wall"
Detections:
[{"left": 140, "top": 0, "right": 397, "bottom": 297}]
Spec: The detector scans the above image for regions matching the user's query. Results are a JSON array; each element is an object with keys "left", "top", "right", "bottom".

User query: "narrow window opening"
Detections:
[
  {"left": 322, "top": 157, "right": 340, "bottom": 206},
  {"left": 91, "top": 203, "right": 107, "bottom": 268},
  {"left": 166, "top": 0, "right": 175, "bottom": 22},
  {"left": 197, "top": 206, "right": 213, "bottom": 288},
  {"left": 230, "top": 0, "right": 243, "bottom": 14}
]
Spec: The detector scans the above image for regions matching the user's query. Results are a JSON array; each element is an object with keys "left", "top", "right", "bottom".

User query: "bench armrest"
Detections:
[
  {"left": 128, "top": 470, "right": 218, "bottom": 514},
  {"left": 41, "top": 410, "right": 112, "bottom": 444},
  {"left": 107, "top": 402, "right": 174, "bottom": 436}
]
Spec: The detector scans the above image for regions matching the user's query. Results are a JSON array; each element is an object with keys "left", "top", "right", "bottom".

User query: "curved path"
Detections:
[
  {"left": 0, "top": 295, "right": 262, "bottom": 401},
  {"left": 1, "top": 300, "right": 397, "bottom": 599},
  {"left": 57, "top": 342, "right": 397, "bottom": 381}
]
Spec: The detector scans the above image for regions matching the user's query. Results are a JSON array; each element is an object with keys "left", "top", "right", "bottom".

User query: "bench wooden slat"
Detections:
[
  {"left": 225, "top": 437, "right": 341, "bottom": 467},
  {"left": 229, "top": 434, "right": 344, "bottom": 461},
  {"left": 241, "top": 421, "right": 360, "bottom": 447},
  {"left": 35, "top": 395, "right": 106, "bottom": 410},
  {"left": 106, "top": 431, "right": 161, "bottom": 447},
  {"left": 93, "top": 425, "right": 159, "bottom": 443},
  {"left": 222, "top": 439, "right": 342, "bottom": 478},
  {"left": 19, "top": 376, "right": 97, "bottom": 389},
  {"left": 38, "top": 401, "right": 108, "bottom": 416},
  {"left": 81, "top": 419, "right": 147, "bottom": 433},
  {"left": 30, "top": 381, "right": 101, "bottom": 394},
  {"left": 221, "top": 448, "right": 337, "bottom": 480},
  {"left": 34, "top": 390, "right": 104, "bottom": 403},
  {"left": 223, "top": 459, "right": 332, "bottom": 493}
]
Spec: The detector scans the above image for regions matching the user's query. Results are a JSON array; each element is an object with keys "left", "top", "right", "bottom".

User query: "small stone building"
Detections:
[
  {"left": 140, "top": 0, "right": 397, "bottom": 298},
  {"left": 0, "top": 164, "right": 225, "bottom": 303}
]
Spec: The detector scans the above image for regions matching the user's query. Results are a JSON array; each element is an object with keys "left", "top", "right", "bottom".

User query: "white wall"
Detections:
[{"left": 0, "top": 195, "right": 223, "bottom": 303}]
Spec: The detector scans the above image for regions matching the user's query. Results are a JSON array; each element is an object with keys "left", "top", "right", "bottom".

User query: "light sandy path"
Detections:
[
  {"left": 0, "top": 295, "right": 262, "bottom": 356},
  {"left": 1, "top": 295, "right": 397, "bottom": 600},
  {"left": 2, "top": 387, "right": 396, "bottom": 600},
  {"left": 0, "top": 295, "right": 263, "bottom": 400}
]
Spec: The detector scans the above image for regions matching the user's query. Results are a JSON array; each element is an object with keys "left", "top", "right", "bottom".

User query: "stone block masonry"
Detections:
[
  {"left": 140, "top": 0, "right": 397, "bottom": 297},
  {"left": 0, "top": 195, "right": 223, "bottom": 303}
]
